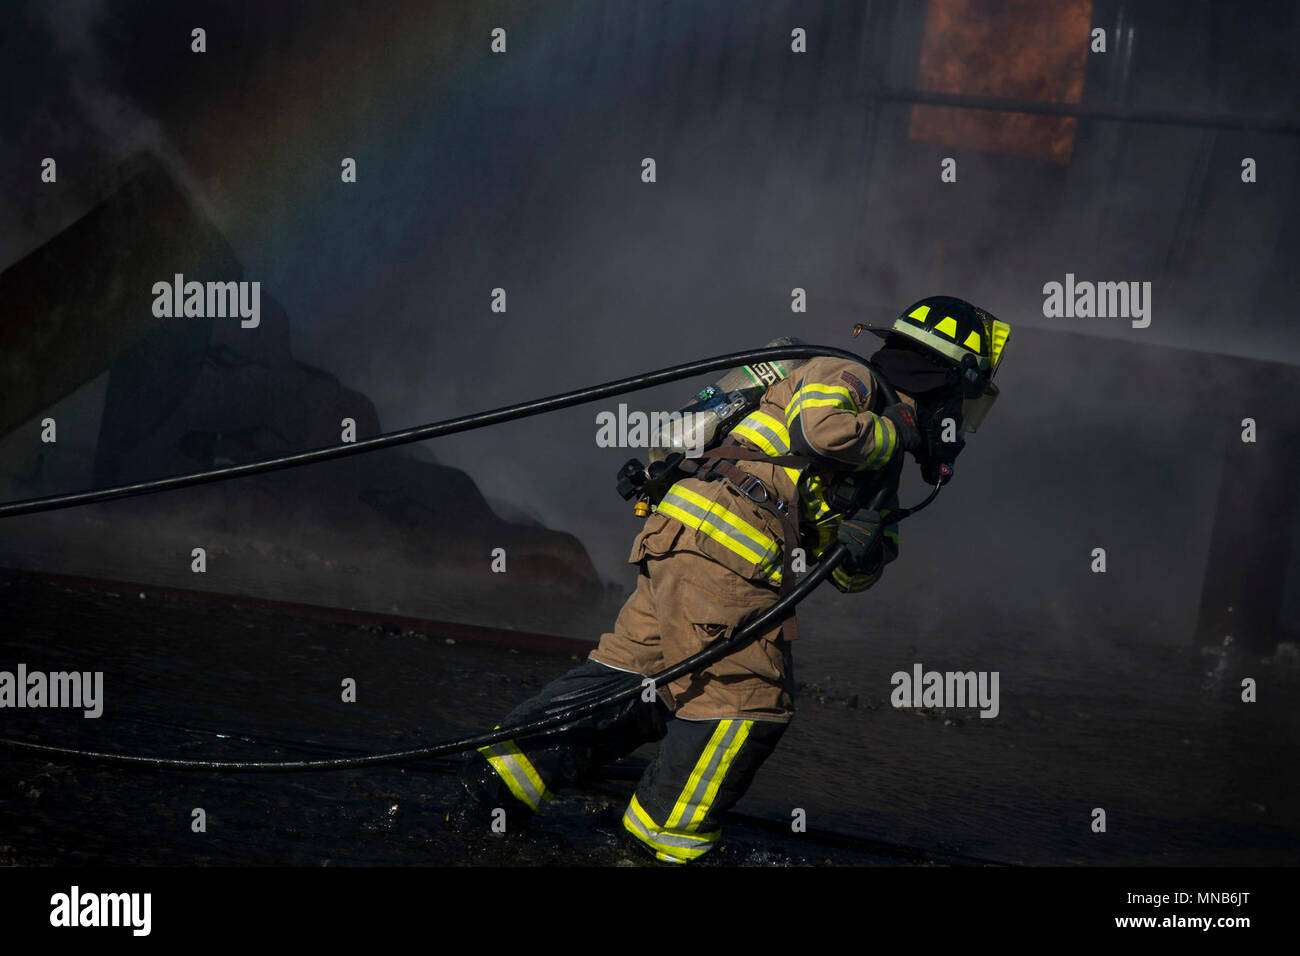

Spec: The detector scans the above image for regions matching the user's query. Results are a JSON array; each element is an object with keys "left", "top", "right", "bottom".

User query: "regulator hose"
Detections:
[{"left": 0, "top": 345, "right": 943, "bottom": 772}]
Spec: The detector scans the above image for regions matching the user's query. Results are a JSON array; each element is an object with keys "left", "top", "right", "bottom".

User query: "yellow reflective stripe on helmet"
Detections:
[
  {"left": 963, "top": 330, "right": 981, "bottom": 351},
  {"left": 934, "top": 316, "right": 958, "bottom": 338},
  {"left": 657, "top": 485, "right": 781, "bottom": 573},
  {"left": 891, "top": 318, "right": 971, "bottom": 367},
  {"left": 989, "top": 319, "right": 1011, "bottom": 372},
  {"left": 622, "top": 794, "right": 720, "bottom": 863},
  {"left": 907, "top": 304, "right": 931, "bottom": 323},
  {"left": 477, "top": 732, "right": 552, "bottom": 812}
]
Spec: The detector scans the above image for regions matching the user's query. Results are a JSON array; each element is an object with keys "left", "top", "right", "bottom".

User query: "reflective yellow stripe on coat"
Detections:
[
  {"left": 784, "top": 382, "right": 858, "bottom": 427},
  {"left": 656, "top": 484, "right": 783, "bottom": 582},
  {"left": 728, "top": 410, "right": 803, "bottom": 488}
]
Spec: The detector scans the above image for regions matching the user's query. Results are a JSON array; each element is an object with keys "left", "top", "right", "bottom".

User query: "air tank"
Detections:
[{"left": 648, "top": 336, "right": 807, "bottom": 463}]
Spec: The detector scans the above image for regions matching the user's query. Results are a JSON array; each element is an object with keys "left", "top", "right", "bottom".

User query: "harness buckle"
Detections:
[
  {"left": 737, "top": 474, "right": 789, "bottom": 515},
  {"left": 737, "top": 475, "right": 768, "bottom": 504}
]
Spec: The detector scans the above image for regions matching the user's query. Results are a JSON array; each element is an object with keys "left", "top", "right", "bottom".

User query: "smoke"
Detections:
[
  {"left": 3, "top": 0, "right": 1297, "bottom": 641},
  {"left": 0, "top": 1, "right": 179, "bottom": 269}
]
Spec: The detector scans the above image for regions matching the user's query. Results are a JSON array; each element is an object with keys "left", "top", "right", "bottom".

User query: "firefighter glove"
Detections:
[{"left": 880, "top": 403, "right": 922, "bottom": 454}]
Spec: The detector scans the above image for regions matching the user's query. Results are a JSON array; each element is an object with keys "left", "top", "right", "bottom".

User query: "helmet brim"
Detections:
[
  {"left": 851, "top": 322, "right": 894, "bottom": 341},
  {"left": 852, "top": 323, "right": 894, "bottom": 343}
]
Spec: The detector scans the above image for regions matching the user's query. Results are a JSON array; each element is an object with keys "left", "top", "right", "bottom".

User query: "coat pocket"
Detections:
[
  {"left": 690, "top": 480, "right": 786, "bottom": 583},
  {"left": 628, "top": 510, "right": 686, "bottom": 563}
]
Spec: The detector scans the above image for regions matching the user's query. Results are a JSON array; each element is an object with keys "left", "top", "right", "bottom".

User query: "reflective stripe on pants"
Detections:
[
  {"left": 477, "top": 733, "right": 553, "bottom": 812},
  {"left": 622, "top": 716, "right": 787, "bottom": 864},
  {"left": 623, "top": 793, "right": 721, "bottom": 864}
]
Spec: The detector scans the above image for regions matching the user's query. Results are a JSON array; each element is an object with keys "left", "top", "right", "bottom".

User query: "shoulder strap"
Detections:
[{"left": 691, "top": 444, "right": 807, "bottom": 470}]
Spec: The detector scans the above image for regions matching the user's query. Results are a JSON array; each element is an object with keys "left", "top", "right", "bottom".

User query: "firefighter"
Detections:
[{"left": 448, "top": 295, "right": 1010, "bottom": 863}]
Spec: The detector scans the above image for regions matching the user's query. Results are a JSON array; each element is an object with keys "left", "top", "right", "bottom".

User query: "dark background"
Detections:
[{"left": 1, "top": 0, "right": 1298, "bottom": 866}]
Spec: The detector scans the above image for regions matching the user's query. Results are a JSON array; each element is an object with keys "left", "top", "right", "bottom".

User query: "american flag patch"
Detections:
[{"left": 840, "top": 371, "right": 870, "bottom": 408}]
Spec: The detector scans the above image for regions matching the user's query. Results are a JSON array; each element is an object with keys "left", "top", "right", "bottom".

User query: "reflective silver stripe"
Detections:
[
  {"left": 669, "top": 720, "right": 745, "bottom": 829},
  {"left": 670, "top": 723, "right": 743, "bottom": 827},
  {"left": 784, "top": 384, "right": 857, "bottom": 427},
  {"left": 732, "top": 412, "right": 790, "bottom": 454},
  {"left": 486, "top": 751, "right": 544, "bottom": 810},
  {"left": 624, "top": 808, "right": 711, "bottom": 851},
  {"left": 478, "top": 743, "right": 549, "bottom": 811},
  {"left": 623, "top": 797, "right": 719, "bottom": 852},
  {"left": 862, "top": 414, "right": 895, "bottom": 468},
  {"left": 659, "top": 488, "right": 779, "bottom": 568}
]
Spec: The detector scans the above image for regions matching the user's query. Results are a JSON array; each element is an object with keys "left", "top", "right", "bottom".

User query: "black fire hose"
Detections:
[
  {"left": 0, "top": 538, "right": 851, "bottom": 771},
  {"left": 519, "top": 472, "right": 931, "bottom": 723},
  {"left": 0, "top": 345, "right": 895, "bottom": 519},
  {"left": 0, "top": 485, "right": 942, "bottom": 772},
  {"left": 0, "top": 345, "right": 943, "bottom": 771}
]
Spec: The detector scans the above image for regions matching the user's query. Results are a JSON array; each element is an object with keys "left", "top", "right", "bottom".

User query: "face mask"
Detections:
[
  {"left": 869, "top": 346, "right": 957, "bottom": 396},
  {"left": 872, "top": 342, "right": 1001, "bottom": 434}
]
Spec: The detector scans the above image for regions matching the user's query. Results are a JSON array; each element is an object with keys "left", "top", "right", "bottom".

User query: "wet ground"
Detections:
[
  {"left": 2, "top": 570, "right": 1298, "bottom": 866},
  {"left": 0, "top": 572, "right": 968, "bottom": 866}
]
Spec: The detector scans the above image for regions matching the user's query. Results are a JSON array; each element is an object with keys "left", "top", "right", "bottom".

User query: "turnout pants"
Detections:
[{"left": 459, "top": 548, "right": 794, "bottom": 863}]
